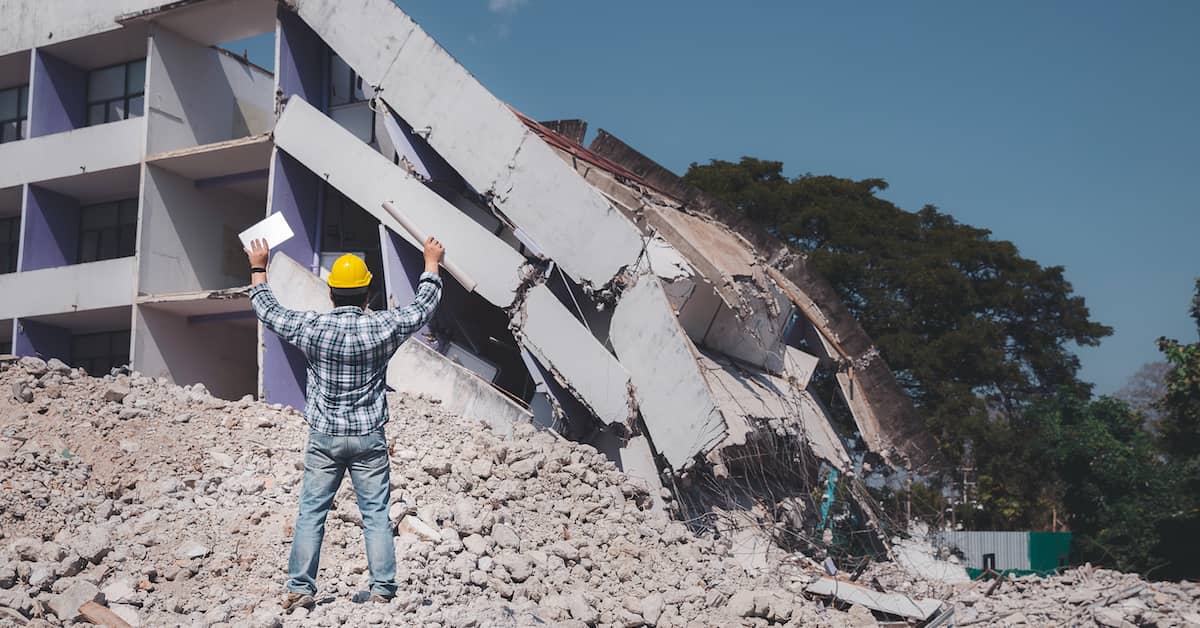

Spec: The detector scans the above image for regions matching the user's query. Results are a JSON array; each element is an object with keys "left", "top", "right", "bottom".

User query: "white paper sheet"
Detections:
[{"left": 238, "top": 212, "right": 295, "bottom": 250}]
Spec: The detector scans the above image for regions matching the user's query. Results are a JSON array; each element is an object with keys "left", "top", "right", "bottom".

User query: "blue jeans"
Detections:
[{"left": 287, "top": 428, "right": 397, "bottom": 597}]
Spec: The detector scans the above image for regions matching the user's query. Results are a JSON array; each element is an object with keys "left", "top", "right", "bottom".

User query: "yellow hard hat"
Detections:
[{"left": 327, "top": 254, "right": 372, "bottom": 289}]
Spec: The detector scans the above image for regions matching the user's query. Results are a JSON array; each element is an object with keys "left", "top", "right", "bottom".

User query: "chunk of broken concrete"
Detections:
[{"left": 48, "top": 580, "right": 104, "bottom": 621}]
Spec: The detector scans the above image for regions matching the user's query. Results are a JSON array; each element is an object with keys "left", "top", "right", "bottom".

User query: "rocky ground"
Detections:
[{"left": 0, "top": 356, "right": 1197, "bottom": 627}]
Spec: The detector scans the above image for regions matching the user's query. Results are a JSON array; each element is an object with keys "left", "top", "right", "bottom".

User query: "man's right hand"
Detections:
[{"left": 423, "top": 236, "right": 444, "bottom": 274}]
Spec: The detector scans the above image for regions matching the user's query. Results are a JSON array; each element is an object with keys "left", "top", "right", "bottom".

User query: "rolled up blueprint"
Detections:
[{"left": 381, "top": 200, "right": 478, "bottom": 293}]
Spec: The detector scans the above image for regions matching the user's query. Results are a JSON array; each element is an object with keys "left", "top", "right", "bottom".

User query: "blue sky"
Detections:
[{"left": 233, "top": 1, "right": 1199, "bottom": 394}]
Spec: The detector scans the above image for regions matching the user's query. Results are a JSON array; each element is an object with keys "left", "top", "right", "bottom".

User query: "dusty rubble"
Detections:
[{"left": 1, "top": 356, "right": 1197, "bottom": 627}]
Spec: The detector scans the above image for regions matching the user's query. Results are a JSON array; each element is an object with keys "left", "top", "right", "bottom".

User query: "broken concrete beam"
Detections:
[
  {"left": 694, "top": 350, "right": 850, "bottom": 470},
  {"left": 272, "top": 96, "right": 527, "bottom": 308},
  {"left": 266, "top": 252, "right": 533, "bottom": 434},
  {"left": 386, "top": 338, "right": 532, "bottom": 436},
  {"left": 517, "top": 285, "right": 636, "bottom": 426},
  {"left": 805, "top": 577, "right": 943, "bottom": 621},
  {"left": 609, "top": 272, "right": 727, "bottom": 469},
  {"left": 588, "top": 127, "right": 941, "bottom": 470},
  {"left": 288, "top": 0, "right": 646, "bottom": 288}
]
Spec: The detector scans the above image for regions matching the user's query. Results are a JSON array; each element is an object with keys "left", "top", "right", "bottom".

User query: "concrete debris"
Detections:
[{"left": 4, "top": 357, "right": 1194, "bottom": 627}]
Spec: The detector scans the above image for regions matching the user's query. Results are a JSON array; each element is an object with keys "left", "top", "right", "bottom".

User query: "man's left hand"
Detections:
[{"left": 245, "top": 238, "right": 270, "bottom": 268}]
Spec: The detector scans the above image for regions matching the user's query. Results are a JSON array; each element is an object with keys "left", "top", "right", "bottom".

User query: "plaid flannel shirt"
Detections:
[{"left": 249, "top": 272, "right": 442, "bottom": 436}]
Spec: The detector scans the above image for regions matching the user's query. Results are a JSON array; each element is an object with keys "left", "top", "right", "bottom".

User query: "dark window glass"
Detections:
[
  {"left": 0, "top": 216, "right": 18, "bottom": 274},
  {"left": 78, "top": 199, "right": 137, "bottom": 263},
  {"left": 70, "top": 330, "right": 130, "bottom": 376},
  {"left": 85, "top": 60, "right": 146, "bottom": 126},
  {"left": 0, "top": 85, "right": 29, "bottom": 144}
]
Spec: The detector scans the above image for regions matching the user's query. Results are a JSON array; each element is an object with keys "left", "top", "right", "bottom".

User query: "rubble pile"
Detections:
[
  {"left": 0, "top": 357, "right": 853, "bottom": 627},
  {"left": 1, "top": 356, "right": 1197, "bottom": 627},
  {"left": 864, "top": 551, "right": 1200, "bottom": 627}
]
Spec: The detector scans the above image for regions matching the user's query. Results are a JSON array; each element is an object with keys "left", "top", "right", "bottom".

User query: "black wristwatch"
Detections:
[{"left": 250, "top": 267, "right": 267, "bottom": 274}]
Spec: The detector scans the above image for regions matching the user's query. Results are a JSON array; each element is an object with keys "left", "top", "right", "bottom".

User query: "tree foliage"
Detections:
[
  {"left": 684, "top": 158, "right": 1111, "bottom": 462},
  {"left": 683, "top": 157, "right": 1197, "bottom": 577}
]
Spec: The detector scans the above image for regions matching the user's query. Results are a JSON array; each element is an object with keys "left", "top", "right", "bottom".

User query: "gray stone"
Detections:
[
  {"left": 470, "top": 458, "right": 493, "bottom": 479},
  {"left": 641, "top": 593, "right": 664, "bottom": 625},
  {"left": 0, "top": 587, "right": 33, "bottom": 616},
  {"left": 19, "top": 357, "right": 47, "bottom": 376},
  {"left": 492, "top": 524, "right": 520, "bottom": 549},
  {"left": 102, "top": 577, "right": 137, "bottom": 604},
  {"left": 47, "top": 580, "right": 103, "bottom": 621},
  {"left": 567, "top": 592, "right": 598, "bottom": 625},
  {"left": 10, "top": 383, "right": 33, "bottom": 404},
  {"left": 173, "top": 541, "right": 209, "bottom": 560},
  {"left": 726, "top": 591, "right": 757, "bottom": 618},
  {"left": 550, "top": 541, "right": 579, "bottom": 562},
  {"left": 104, "top": 384, "right": 131, "bottom": 403},
  {"left": 463, "top": 534, "right": 488, "bottom": 556}
]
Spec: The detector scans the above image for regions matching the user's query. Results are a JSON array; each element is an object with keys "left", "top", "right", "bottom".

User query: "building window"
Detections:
[
  {"left": 329, "top": 55, "right": 375, "bottom": 144},
  {"left": 86, "top": 59, "right": 146, "bottom": 126},
  {"left": 71, "top": 330, "right": 130, "bottom": 377},
  {"left": 0, "top": 85, "right": 28, "bottom": 143},
  {"left": 78, "top": 199, "right": 137, "bottom": 263},
  {"left": 0, "top": 339, "right": 10, "bottom": 355},
  {"left": 0, "top": 216, "right": 18, "bottom": 274}
]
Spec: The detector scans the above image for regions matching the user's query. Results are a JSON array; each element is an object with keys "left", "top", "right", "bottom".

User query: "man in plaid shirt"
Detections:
[{"left": 244, "top": 235, "right": 444, "bottom": 611}]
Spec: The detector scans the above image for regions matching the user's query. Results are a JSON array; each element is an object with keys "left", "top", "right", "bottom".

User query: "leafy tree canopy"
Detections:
[{"left": 684, "top": 157, "right": 1112, "bottom": 463}]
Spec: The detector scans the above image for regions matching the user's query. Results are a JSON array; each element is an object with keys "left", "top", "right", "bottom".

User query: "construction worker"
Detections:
[{"left": 243, "top": 235, "right": 444, "bottom": 611}]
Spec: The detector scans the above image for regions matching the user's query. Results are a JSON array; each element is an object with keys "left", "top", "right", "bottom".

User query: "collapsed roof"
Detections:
[{"left": 265, "top": 0, "right": 940, "bottom": 532}]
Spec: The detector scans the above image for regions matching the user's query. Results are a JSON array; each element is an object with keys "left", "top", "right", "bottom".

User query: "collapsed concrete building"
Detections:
[{"left": 0, "top": 0, "right": 939, "bottom": 550}]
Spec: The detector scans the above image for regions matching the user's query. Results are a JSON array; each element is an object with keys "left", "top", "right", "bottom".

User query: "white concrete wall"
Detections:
[
  {"left": 0, "top": 118, "right": 143, "bottom": 190},
  {"left": 146, "top": 25, "right": 273, "bottom": 156},
  {"left": 291, "top": 0, "right": 646, "bottom": 288},
  {"left": 0, "top": 0, "right": 163, "bottom": 56},
  {"left": 519, "top": 284, "right": 635, "bottom": 426},
  {"left": 138, "top": 164, "right": 262, "bottom": 295},
  {"left": 0, "top": 257, "right": 135, "bottom": 319},
  {"left": 387, "top": 340, "right": 532, "bottom": 436},
  {"left": 133, "top": 305, "right": 256, "bottom": 400},
  {"left": 273, "top": 97, "right": 528, "bottom": 308},
  {"left": 609, "top": 272, "right": 728, "bottom": 469}
]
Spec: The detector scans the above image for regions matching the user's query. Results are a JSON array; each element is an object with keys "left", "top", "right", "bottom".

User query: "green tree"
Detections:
[
  {"left": 1034, "top": 394, "right": 1175, "bottom": 574},
  {"left": 1152, "top": 278, "right": 1200, "bottom": 579},
  {"left": 684, "top": 160, "right": 1112, "bottom": 518}
]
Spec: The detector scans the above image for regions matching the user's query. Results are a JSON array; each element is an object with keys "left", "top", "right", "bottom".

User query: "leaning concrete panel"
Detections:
[
  {"left": 387, "top": 340, "right": 532, "bottom": 437},
  {"left": 265, "top": 251, "right": 532, "bottom": 432},
  {"left": 289, "top": 0, "right": 646, "bottom": 287},
  {"left": 0, "top": 257, "right": 136, "bottom": 320},
  {"left": 518, "top": 285, "right": 636, "bottom": 426},
  {"left": 0, "top": 118, "right": 143, "bottom": 190},
  {"left": 273, "top": 97, "right": 526, "bottom": 307},
  {"left": 609, "top": 272, "right": 727, "bottom": 469}
]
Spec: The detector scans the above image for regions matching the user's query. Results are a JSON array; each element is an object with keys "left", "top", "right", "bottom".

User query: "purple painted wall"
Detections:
[
  {"left": 30, "top": 50, "right": 86, "bottom": 137},
  {"left": 20, "top": 185, "right": 79, "bottom": 271},
  {"left": 379, "top": 226, "right": 431, "bottom": 342},
  {"left": 270, "top": 152, "right": 319, "bottom": 270},
  {"left": 260, "top": 13, "right": 332, "bottom": 411},
  {"left": 14, "top": 319, "right": 70, "bottom": 362},
  {"left": 277, "top": 8, "right": 326, "bottom": 111}
]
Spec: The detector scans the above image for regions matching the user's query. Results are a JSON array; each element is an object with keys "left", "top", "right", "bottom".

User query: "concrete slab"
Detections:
[
  {"left": 609, "top": 272, "right": 726, "bottom": 469},
  {"left": 805, "top": 577, "right": 943, "bottom": 621},
  {"left": 265, "top": 251, "right": 532, "bottom": 434},
  {"left": 272, "top": 96, "right": 527, "bottom": 308},
  {"left": 289, "top": 0, "right": 646, "bottom": 287},
  {"left": 0, "top": 118, "right": 143, "bottom": 190},
  {"left": 387, "top": 340, "right": 532, "bottom": 436},
  {"left": 0, "top": 258, "right": 136, "bottom": 320},
  {"left": 518, "top": 285, "right": 635, "bottom": 426}
]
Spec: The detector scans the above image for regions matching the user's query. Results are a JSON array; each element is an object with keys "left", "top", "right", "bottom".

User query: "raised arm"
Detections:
[
  {"left": 384, "top": 237, "right": 444, "bottom": 346},
  {"left": 245, "top": 238, "right": 316, "bottom": 345}
]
